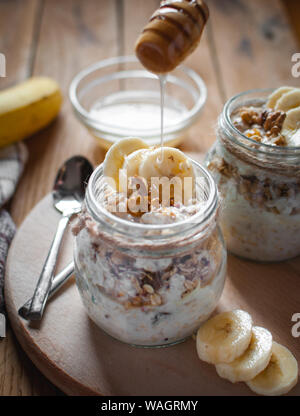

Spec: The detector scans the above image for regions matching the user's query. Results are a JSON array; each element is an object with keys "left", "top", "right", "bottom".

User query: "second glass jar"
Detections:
[{"left": 206, "top": 89, "right": 300, "bottom": 262}]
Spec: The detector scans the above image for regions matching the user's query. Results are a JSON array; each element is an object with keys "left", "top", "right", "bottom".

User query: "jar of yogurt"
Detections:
[
  {"left": 73, "top": 140, "right": 226, "bottom": 347},
  {"left": 206, "top": 87, "right": 300, "bottom": 262}
]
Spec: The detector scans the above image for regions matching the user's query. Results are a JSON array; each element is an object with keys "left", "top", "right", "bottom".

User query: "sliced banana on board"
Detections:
[
  {"left": 103, "top": 138, "right": 149, "bottom": 190},
  {"left": 216, "top": 326, "right": 272, "bottom": 383},
  {"left": 196, "top": 310, "right": 253, "bottom": 364},
  {"left": 267, "top": 86, "right": 294, "bottom": 109},
  {"left": 246, "top": 342, "right": 298, "bottom": 396},
  {"left": 275, "top": 89, "right": 300, "bottom": 112}
]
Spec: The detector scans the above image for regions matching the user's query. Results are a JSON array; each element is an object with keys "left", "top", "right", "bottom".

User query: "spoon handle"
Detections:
[
  {"left": 26, "top": 215, "right": 70, "bottom": 320},
  {"left": 18, "top": 261, "right": 75, "bottom": 319}
]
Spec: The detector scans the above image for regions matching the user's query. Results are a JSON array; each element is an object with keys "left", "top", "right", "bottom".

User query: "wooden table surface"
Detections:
[{"left": 0, "top": 0, "right": 299, "bottom": 396}]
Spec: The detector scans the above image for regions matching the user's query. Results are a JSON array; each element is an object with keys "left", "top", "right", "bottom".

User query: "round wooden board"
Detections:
[{"left": 5, "top": 194, "right": 300, "bottom": 396}]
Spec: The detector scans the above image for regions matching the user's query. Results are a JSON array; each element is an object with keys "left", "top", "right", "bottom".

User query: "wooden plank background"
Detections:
[{"left": 0, "top": 0, "right": 299, "bottom": 395}]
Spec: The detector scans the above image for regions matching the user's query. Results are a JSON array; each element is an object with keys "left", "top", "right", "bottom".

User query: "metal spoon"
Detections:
[
  {"left": 26, "top": 156, "right": 93, "bottom": 321},
  {"left": 18, "top": 261, "right": 75, "bottom": 319}
]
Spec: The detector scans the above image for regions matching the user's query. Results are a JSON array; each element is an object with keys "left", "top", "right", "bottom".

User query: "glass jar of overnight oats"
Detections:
[
  {"left": 206, "top": 88, "right": 300, "bottom": 262},
  {"left": 73, "top": 160, "right": 226, "bottom": 347}
]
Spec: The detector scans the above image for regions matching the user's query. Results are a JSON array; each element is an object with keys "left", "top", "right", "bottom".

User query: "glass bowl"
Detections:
[{"left": 69, "top": 55, "right": 207, "bottom": 149}]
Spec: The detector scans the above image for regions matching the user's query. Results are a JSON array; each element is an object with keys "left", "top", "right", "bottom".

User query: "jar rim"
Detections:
[
  {"left": 85, "top": 158, "right": 218, "bottom": 239},
  {"left": 223, "top": 88, "right": 300, "bottom": 157}
]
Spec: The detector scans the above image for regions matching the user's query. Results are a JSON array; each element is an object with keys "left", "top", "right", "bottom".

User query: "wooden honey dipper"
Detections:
[{"left": 135, "top": 0, "right": 209, "bottom": 74}]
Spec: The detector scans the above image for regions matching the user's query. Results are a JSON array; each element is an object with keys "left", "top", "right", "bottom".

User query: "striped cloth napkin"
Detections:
[{"left": 0, "top": 143, "right": 28, "bottom": 316}]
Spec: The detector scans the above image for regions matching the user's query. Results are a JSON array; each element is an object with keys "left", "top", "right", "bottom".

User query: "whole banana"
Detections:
[{"left": 0, "top": 76, "right": 62, "bottom": 148}]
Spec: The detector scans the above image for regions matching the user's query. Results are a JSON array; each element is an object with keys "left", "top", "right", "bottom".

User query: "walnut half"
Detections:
[{"left": 262, "top": 109, "right": 286, "bottom": 137}]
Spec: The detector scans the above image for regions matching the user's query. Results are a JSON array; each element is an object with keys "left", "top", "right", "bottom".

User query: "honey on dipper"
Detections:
[{"left": 135, "top": 0, "right": 209, "bottom": 74}]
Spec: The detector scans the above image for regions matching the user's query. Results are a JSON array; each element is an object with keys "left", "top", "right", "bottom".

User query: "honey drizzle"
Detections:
[
  {"left": 158, "top": 74, "right": 167, "bottom": 162},
  {"left": 149, "top": 1, "right": 208, "bottom": 163}
]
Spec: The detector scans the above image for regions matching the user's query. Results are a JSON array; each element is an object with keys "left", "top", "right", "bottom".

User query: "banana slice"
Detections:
[
  {"left": 138, "top": 147, "right": 195, "bottom": 203},
  {"left": 247, "top": 342, "right": 298, "bottom": 396},
  {"left": 103, "top": 138, "right": 148, "bottom": 190},
  {"left": 121, "top": 148, "right": 152, "bottom": 193},
  {"left": 286, "top": 129, "right": 300, "bottom": 147},
  {"left": 123, "top": 148, "right": 148, "bottom": 179},
  {"left": 196, "top": 310, "right": 253, "bottom": 364},
  {"left": 267, "top": 86, "right": 294, "bottom": 109},
  {"left": 275, "top": 89, "right": 300, "bottom": 112},
  {"left": 216, "top": 326, "right": 272, "bottom": 383},
  {"left": 138, "top": 147, "right": 195, "bottom": 181},
  {"left": 282, "top": 106, "right": 300, "bottom": 132}
]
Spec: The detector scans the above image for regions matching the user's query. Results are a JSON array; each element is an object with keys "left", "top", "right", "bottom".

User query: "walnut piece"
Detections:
[
  {"left": 262, "top": 110, "right": 286, "bottom": 136},
  {"left": 237, "top": 107, "right": 286, "bottom": 139},
  {"left": 240, "top": 107, "right": 259, "bottom": 125}
]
